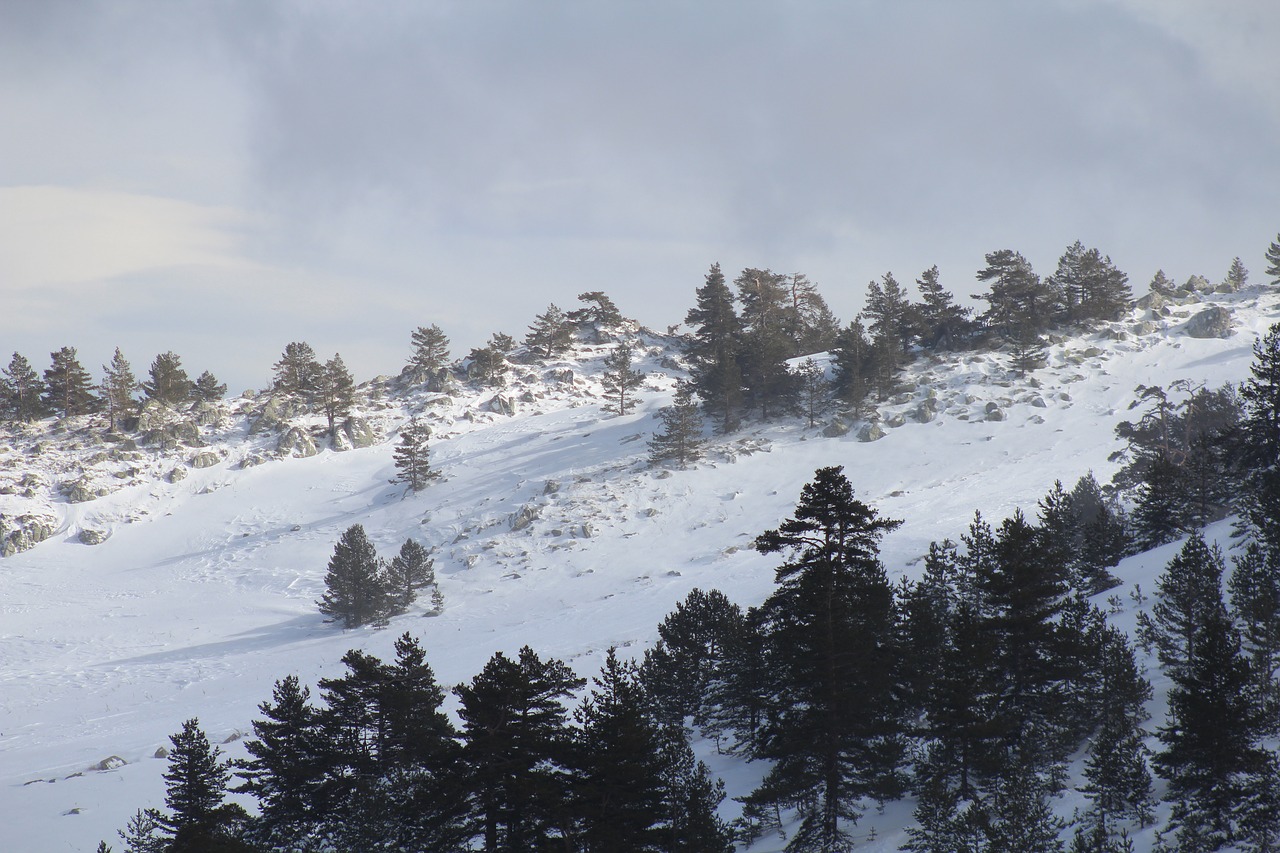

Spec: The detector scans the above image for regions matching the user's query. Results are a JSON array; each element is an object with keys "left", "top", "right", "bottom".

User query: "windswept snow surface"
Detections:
[{"left": 3, "top": 295, "right": 1279, "bottom": 851}]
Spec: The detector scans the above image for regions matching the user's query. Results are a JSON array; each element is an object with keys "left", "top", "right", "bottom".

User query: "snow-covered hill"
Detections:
[{"left": 3, "top": 291, "right": 1278, "bottom": 852}]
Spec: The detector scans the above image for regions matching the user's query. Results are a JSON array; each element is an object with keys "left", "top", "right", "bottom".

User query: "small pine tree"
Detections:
[
  {"left": 141, "top": 351, "right": 194, "bottom": 406},
  {"left": 601, "top": 343, "right": 643, "bottom": 415},
  {"left": 795, "top": 357, "right": 830, "bottom": 428},
  {"left": 192, "top": 370, "right": 227, "bottom": 402},
  {"left": 43, "top": 346, "right": 98, "bottom": 418},
  {"left": 272, "top": 342, "right": 322, "bottom": 408},
  {"left": 570, "top": 291, "right": 624, "bottom": 326},
  {"left": 100, "top": 347, "right": 138, "bottom": 432},
  {"left": 647, "top": 382, "right": 704, "bottom": 469},
  {"left": 393, "top": 415, "right": 434, "bottom": 492},
  {"left": 317, "top": 524, "right": 391, "bottom": 628},
  {"left": 117, "top": 808, "right": 167, "bottom": 853},
  {"left": 1226, "top": 257, "right": 1250, "bottom": 292},
  {"left": 318, "top": 354, "right": 356, "bottom": 441},
  {"left": 385, "top": 538, "right": 433, "bottom": 612},
  {"left": 1266, "top": 235, "right": 1280, "bottom": 287},
  {"left": 2, "top": 352, "right": 45, "bottom": 421},
  {"left": 407, "top": 324, "right": 451, "bottom": 382},
  {"left": 159, "top": 718, "right": 238, "bottom": 850},
  {"left": 525, "top": 304, "right": 575, "bottom": 358},
  {"left": 467, "top": 333, "right": 512, "bottom": 386}
]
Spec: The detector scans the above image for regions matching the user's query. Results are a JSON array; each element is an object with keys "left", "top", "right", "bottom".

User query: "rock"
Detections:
[
  {"left": 1030, "top": 396, "right": 1048, "bottom": 408},
  {"left": 511, "top": 504, "right": 541, "bottom": 531},
  {"left": 239, "top": 453, "right": 269, "bottom": 469},
  {"left": 984, "top": 402, "right": 1006, "bottom": 422},
  {"left": 1185, "top": 306, "right": 1234, "bottom": 339},
  {"left": 135, "top": 398, "right": 177, "bottom": 433},
  {"left": 277, "top": 427, "right": 319, "bottom": 458},
  {"left": 858, "top": 423, "right": 886, "bottom": 442},
  {"left": 92, "top": 756, "right": 126, "bottom": 772},
  {"left": 167, "top": 467, "right": 187, "bottom": 483},
  {"left": 79, "top": 528, "right": 109, "bottom": 545},
  {"left": 1131, "top": 320, "right": 1158, "bottom": 336},
  {"left": 190, "top": 450, "right": 221, "bottom": 469},
  {"left": 821, "top": 417, "right": 851, "bottom": 437},
  {"left": 484, "top": 395, "right": 516, "bottom": 415},
  {"left": 190, "top": 400, "right": 224, "bottom": 427},
  {"left": 250, "top": 395, "right": 305, "bottom": 435},
  {"left": 915, "top": 400, "right": 939, "bottom": 423},
  {"left": 543, "top": 480, "right": 561, "bottom": 495},
  {"left": 154, "top": 747, "right": 169, "bottom": 759},
  {"left": 885, "top": 413, "right": 907, "bottom": 428},
  {"left": 63, "top": 477, "right": 110, "bottom": 504},
  {"left": 1135, "top": 291, "right": 1165, "bottom": 311},
  {"left": 1, "top": 513, "right": 58, "bottom": 557},
  {"left": 343, "top": 417, "right": 378, "bottom": 449}
]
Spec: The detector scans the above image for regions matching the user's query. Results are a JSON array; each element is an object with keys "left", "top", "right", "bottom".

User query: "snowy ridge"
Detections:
[{"left": 3, "top": 292, "right": 1279, "bottom": 851}]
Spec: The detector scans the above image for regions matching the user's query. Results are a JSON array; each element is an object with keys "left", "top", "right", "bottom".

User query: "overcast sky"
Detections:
[{"left": 2, "top": 0, "right": 1278, "bottom": 393}]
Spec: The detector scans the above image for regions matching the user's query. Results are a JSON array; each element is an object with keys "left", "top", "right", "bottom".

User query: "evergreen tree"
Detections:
[
  {"left": 831, "top": 317, "right": 874, "bottom": 412},
  {"left": 43, "top": 346, "right": 98, "bottom": 418},
  {"left": 1139, "top": 534, "right": 1229, "bottom": 681},
  {"left": 2, "top": 352, "right": 45, "bottom": 421},
  {"left": 117, "top": 809, "right": 167, "bottom": 853},
  {"left": 192, "top": 370, "right": 227, "bottom": 402},
  {"left": 572, "top": 648, "right": 667, "bottom": 852},
  {"left": 973, "top": 249, "right": 1056, "bottom": 342},
  {"left": 100, "top": 347, "right": 138, "bottom": 432},
  {"left": 749, "top": 466, "right": 906, "bottom": 851},
  {"left": 601, "top": 343, "right": 643, "bottom": 415},
  {"left": 525, "top": 304, "right": 575, "bottom": 358},
  {"left": 455, "top": 646, "right": 584, "bottom": 852},
  {"left": 1049, "top": 241, "right": 1130, "bottom": 324},
  {"left": 684, "top": 263, "right": 743, "bottom": 432},
  {"left": 1131, "top": 452, "right": 1193, "bottom": 551},
  {"left": 654, "top": 722, "right": 735, "bottom": 853},
  {"left": 158, "top": 718, "right": 240, "bottom": 851},
  {"left": 735, "top": 267, "right": 796, "bottom": 419},
  {"left": 784, "top": 272, "right": 841, "bottom": 355},
  {"left": 271, "top": 341, "right": 322, "bottom": 408},
  {"left": 700, "top": 605, "right": 773, "bottom": 757},
  {"left": 235, "top": 674, "right": 326, "bottom": 849},
  {"left": 984, "top": 768, "right": 1067, "bottom": 852},
  {"left": 863, "top": 271, "right": 912, "bottom": 363},
  {"left": 393, "top": 415, "right": 435, "bottom": 492},
  {"left": 141, "top": 351, "right": 193, "bottom": 406},
  {"left": 467, "top": 333, "right": 513, "bottom": 386},
  {"left": 317, "top": 353, "right": 356, "bottom": 441},
  {"left": 647, "top": 382, "right": 705, "bottom": 469},
  {"left": 407, "top": 324, "right": 451, "bottom": 382},
  {"left": 570, "top": 291, "right": 624, "bottom": 326},
  {"left": 1149, "top": 269, "right": 1176, "bottom": 296},
  {"left": 1225, "top": 257, "right": 1250, "bottom": 292},
  {"left": 1229, "top": 542, "right": 1280, "bottom": 718},
  {"left": 317, "top": 524, "right": 390, "bottom": 628},
  {"left": 794, "top": 357, "right": 830, "bottom": 428},
  {"left": 1241, "top": 323, "right": 1280, "bottom": 471},
  {"left": 1266, "top": 234, "right": 1280, "bottom": 287},
  {"left": 914, "top": 265, "right": 971, "bottom": 350},
  {"left": 385, "top": 538, "right": 434, "bottom": 613},
  {"left": 638, "top": 588, "right": 743, "bottom": 726}
]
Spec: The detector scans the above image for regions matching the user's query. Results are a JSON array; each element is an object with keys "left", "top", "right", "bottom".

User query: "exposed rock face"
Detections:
[
  {"left": 859, "top": 423, "right": 886, "bottom": 442},
  {"left": 167, "top": 467, "right": 188, "bottom": 483},
  {"left": 250, "top": 395, "right": 308, "bottom": 435},
  {"left": 822, "top": 417, "right": 851, "bottom": 437},
  {"left": 511, "top": 504, "right": 541, "bottom": 531},
  {"left": 79, "top": 528, "right": 109, "bottom": 545},
  {"left": 343, "top": 417, "right": 378, "bottom": 449},
  {"left": 985, "top": 402, "right": 1006, "bottom": 422},
  {"left": 63, "top": 477, "right": 110, "bottom": 504},
  {"left": 190, "top": 450, "right": 221, "bottom": 469},
  {"left": 1, "top": 512, "right": 58, "bottom": 557},
  {"left": 1185, "top": 306, "right": 1234, "bottom": 339},
  {"left": 277, "top": 427, "right": 319, "bottom": 458}
]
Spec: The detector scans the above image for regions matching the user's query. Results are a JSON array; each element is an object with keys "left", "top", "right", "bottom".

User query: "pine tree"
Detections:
[
  {"left": 467, "top": 334, "right": 512, "bottom": 386},
  {"left": 1132, "top": 452, "right": 1193, "bottom": 551},
  {"left": 601, "top": 343, "right": 643, "bottom": 415},
  {"left": 159, "top": 718, "right": 237, "bottom": 851},
  {"left": 1225, "top": 257, "right": 1250, "bottom": 292},
  {"left": 831, "top": 317, "right": 874, "bottom": 412},
  {"left": 43, "top": 346, "right": 97, "bottom": 418},
  {"left": 1, "top": 352, "right": 45, "bottom": 421},
  {"left": 973, "top": 249, "right": 1056, "bottom": 342},
  {"left": 794, "top": 357, "right": 830, "bottom": 428},
  {"left": 735, "top": 267, "right": 796, "bottom": 419},
  {"left": 863, "top": 271, "right": 912, "bottom": 364},
  {"left": 525, "top": 304, "right": 575, "bottom": 358},
  {"left": 317, "top": 524, "right": 390, "bottom": 628},
  {"left": 1149, "top": 269, "right": 1176, "bottom": 296},
  {"left": 914, "top": 265, "right": 971, "bottom": 350},
  {"left": 1266, "top": 235, "right": 1280, "bottom": 287},
  {"left": 271, "top": 341, "right": 322, "bottom": 408},
  {"left": 1241, "top": 323, "right": 1280, "bottom": 471},
  {"left": 654, "top": 722, "right": 735, "bottom": 853},
  {"left": 1139, "top": 534, "right": 1229, "bottom": 680},
  {"left": 647, "top": 382, "right": 704, "bottom": 469},
  {"left": 141, "top": 351, "right": 193, "bottom": 406},
  {"left": 385, "top": 538, "right": 433, "bottom": 613},
  {"left": 750, "top": 466, "right": 906, "bottom": 851},
  {"left": 455, "top": 646, "right": 584, "bottom": 852},
  {"left": 570, "top": 291, "right": 624, "bottom": 326},
  {"left": 407, "top": 324, "right": 451, "bottom": 382},
  {"left": 684, "top": 263, "right": 743, "bottom": 433},
  {"left": 572, "top": 648, "right": 667, "bottom": 852},
  {"left": 1229, "top": 542, "right": 1280, "bottom": 717},
  {"left": 192, "top": 370, "right": 227, "bottom": 402},
  {"left": 639, "top": 588, "right": 743, "bottom": 725},
  {"left": 318, "top": 353, "right": 356, "bottom": 441},
  {"left": 784, "top": 272, "right": 841, "bottom": 355},
  {"left": 117, "top": 808, "right": 166, "bottom": 853},
  {"left": 100, "top": 347, "right": 138, "bottom": 432},
  {"left": 393, "top": 415, "right": 434, "bottom": 492}
]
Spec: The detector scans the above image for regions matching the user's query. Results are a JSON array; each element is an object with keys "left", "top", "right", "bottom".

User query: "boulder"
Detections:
[
  {"left": 277, "top": 427, "right": 318, "bottom": 458},
  {"left": 821, "top": 417, "right": 851, "bottom": 437},
  {"left": 167, "top": 467, "right": 188, "bottom": 483},
  {"left": 984, "top": 402, "right": 1006, "bottom": 422},
  {"left": 79, "top": 528, "right": 109, "bottom": 545},
  {"left": 63, "top": 477, "right": 110, "bottom": 504},
  {"left": 858, "top": 423, "right": 886, "bottom": 442},
  {"left": 343, "top": 417, "right": 378, "bottom": 449},
  {"left": 885, "top": 413, "right": 907, "bottom": 428},
  {"left": 190, "top": 450, "right": 221, "bottom": 469},
  {"left": 915, "top": 399, "right": 939, "bottom": 423},
  {"left": 1, "top": 512, "right": 58, "bottom": 557},
  {"left": 1185, "top": 306, "right": 1234, "bottom": 339}
]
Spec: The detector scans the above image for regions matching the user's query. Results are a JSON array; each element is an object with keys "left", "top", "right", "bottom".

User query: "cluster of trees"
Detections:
[
  {"left": 0, "top": 347, "right": 226, "bottom": 426},
  {"left": 317, "top": 524, "right": 441, "bottom": 628}
]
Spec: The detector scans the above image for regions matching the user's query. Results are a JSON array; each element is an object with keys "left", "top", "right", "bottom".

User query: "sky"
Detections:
[{"left": 2, "top": 0, "right": 1278, "bottom": 393}]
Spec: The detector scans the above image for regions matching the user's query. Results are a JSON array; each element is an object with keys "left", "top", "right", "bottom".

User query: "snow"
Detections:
[{"left": 2, "top": 296, "right": 1278, "bottom": 851}]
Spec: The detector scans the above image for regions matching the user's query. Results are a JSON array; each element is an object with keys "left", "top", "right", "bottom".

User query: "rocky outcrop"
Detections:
[
  {"left": 78, "top": 528, "right": 109, "bottom": 545},
  {"left": 1185, "top": 306, "right": 1234, "bottom": 339},
  {"left": 63, "top": 477, "right": 110, "bottom": 504},
  {"left": 343, "top": 417, "right": 378, "bottom": 449},
  {"left": 858, "top": 423, "right": 886, "bottom": 442},
  {"left": 1, "top": 512, "right": 58, "bottom": 557},
  {"left": 277, "top": 427, "right": 319, "bottom": 458},
  {"left": 190, "top": 450, "right": 221, "bottom": 469}
]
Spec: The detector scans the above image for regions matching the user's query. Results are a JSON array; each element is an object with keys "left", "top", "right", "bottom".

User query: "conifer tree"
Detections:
[
  {"left": 684, "top": 263, "right": 743, "bottom": 432},
  {"left": 639, "top": 588, "right": 743, "bottom": 725},
  {"left": 317, "top": 524, "right": 390, "bottom": 628},
  {"left": 2, "top": 352, "right": 45, "bottom": 421},
  {"left": 158, "top": 718, "right": 242, "bottom": 851},
  {"left": 393, "top": 415, "right": 434, "bottom": 492},
  {"left": 570, "top": 291, "right": 624, "bottom": 326},
  {"left": 654, "top": 722, "right": 735, "bottom": 853},
  {"left": 385, "top": 538, "right": 433, "bottom": 613},
  {"left": 784, "top": 272, "right": 841, "bottom": 355},
  {"left": 318, "top": 353, "right": 356, "bottom": 441},
  {"left": 455, "top": 646, "right": 584, "bottom": 852},
  {"left": 794, "top": 357, "right": 830, "bottom": 427},
  {"left": 525, "top": 304, "right": 575, "bottom": 358},
  {"left": 1226, "top": 257, "right": 1250, "bottom": 291},
  {"left": 43, "top": 346, "right": 97, "bottom": 418},
  {"left": 601, "top": 343, "right": 643, "bottom": 415},
  {"left": 467, "top": 334, "right": 512, "bottom": 386},
  {"left": 914, "top": 265, "right": 971, "bottom": 350},
  {"left": 1241, "top": 323, "right": 1280, "bottom": 471},
  {"left": 100, "top": 347, "right": 138, "bottom": 432},
  {"left": 973, "top": 249, "right": 1056, "bottom": 342},
  {"left": 1267, "top": 234, "right": 1280, "bottom": 287},
  {"left": 750, "top": 466, "right": 906, "bottom": 851},
  {"left": 407, "top": 324, "right": 451, "bottom": 382},
  {"left": 1229, "top": 542, "right": 1280, "bottom": 716},
  {"left": 141, "top": 351, "right": 193, "bottom": 406},
  {"left": 735, "top": 267, "right": 795, "bottom": 419},
  {"left": 1149, "top": 269, "right": 1176, "bottom": 295},
  {"left": 1132, "top": 452, "right": 1193, "bottom": 551},
  {"left": 831, "top": 317, "right": 874, "bottom": 412},
  {"left": 271, "top": 341, "right": 322, "bottom": 408},
  {"left": 192, "top": 370, "right": 227, "bottom": 402},
  {"left": 863, "top": 271, "right": 912, "bottom": 363},
  {"left": 117, "top": 809, "right": 166, "bottom": 853},
  {"left": 647, "top": 382, "right": 704, "bottom": 469},
  {"left": 1139, "top": 534, "right": 1229, "bottom": 681}
]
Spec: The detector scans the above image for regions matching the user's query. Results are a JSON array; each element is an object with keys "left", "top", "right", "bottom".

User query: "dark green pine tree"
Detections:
[
  {"left": 1131, "top": 452, "right": 1193, "bottom": 551},
  {"left": 601, "top": 343, "right": 643, "bottom": 415},
  {"left": 913, "top": 265, "right": 971, "bottom": 351},
  {"left": 784, "top": 272, "right": 841, "bottom": 355},
  {"left": 2, "top": 352, "right": 46, "bottom": 421},
  {"left": 158, "top": 718, "right": 244, "bottom": 852},
  {"left": 794, "top": 357, "right": 830, "bottom": 428},
  {"left": 455, "top": 646, "right": 584, "bottom": 852},
  {"left": 406, "top": 324, "right": 451, "bottom": 384},
  {"left": 192, "top": 370, "right": 227, "bottom": 402},
  {"left": 684, "top": 263, "right": 743, "bottom": 433},
  {"left": 735, "top": 267, "right": 796, "bottom": 419},
  {"left": 572, "top": 648, "right": 667, "bottom": 853},
  {"left": 1070, "top": 473, "right": 1128, "bottom": 594},
  {"left": 525, "top": 304, "right": 575, "bottom": 358},
  {"left": 984, "top": 767, "right": 1067, "bottom": 852},
  {"left": 141, "top": 351, "right": 194, "bottom": 406},
  {"left": 639, "top": 587, "right": 744, "bottom": 726},
  {"left": 467, "top": 339, "right": 511, "bottom": 387},
  {"left": 749, "top": 466, "right": 906, "bottom": 852},
  {"left": 393, "top": 415, "right": 435, "bottom": 493},
  {"left": 653, "top": 722, "right": 735, "bottom": 853},
  {"left": 1241, "top": 322, "right": 1280, "bottom": 472},
  {"left": 116, "top": 808, "right": 167, "bottom": 853},
  {"left": 1049, "top": 240, "right": 1090, "bottom": 325},
  {"left": 972, "top": 249, "right": 1057, "bottom": 342},
  {"left": 43, "top": 346, "right": 98, "bottom": 418},
  {"left": 234, "top": 674, "right": 327, "bottom": 849},
  {"left": 318, "top": 353, "right": 356, "bottom": 441},
  {"left": 271, "top": 341, "right": 322, "bottom": 409},
  {"left": 831, "top": 317, "right": 874, "bottom": 413},
  {"left": 570, "top": 290, "right": 624, "bottom": 327},
  {"left": 1225, "top": 257, "right": 1250, "bottom": 292},
  {"left": 1266, "top": 234, "right": 1280, "bottom": 287},
  {"left": 699, "top": 604, "right": 772, "bottom": 757},
  {"left": 317, "top": 523, "right": 390, "bottom": 628},
  {"left": 1138, "top": 534, "right": 1229, "bottom": 681},
  {"left": 384, "top": 538, "right": 434, "bottom": 614},
  {"left": 1229, "top": 542, "right": 1280, "bottom": 719},
  {"left": 647, "top": 381, "right": 705, "bottom": 469},
  {"left": 100, "top": 347, "right": 138, "bottom": 432},
  {"left": 862, "top": 271, "right": 912, "bottom": 366}
]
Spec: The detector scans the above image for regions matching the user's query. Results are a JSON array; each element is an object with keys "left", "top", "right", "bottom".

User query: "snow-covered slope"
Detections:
[{"left": 3, "top": 293, "right": 1278, "bottom": 852}]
